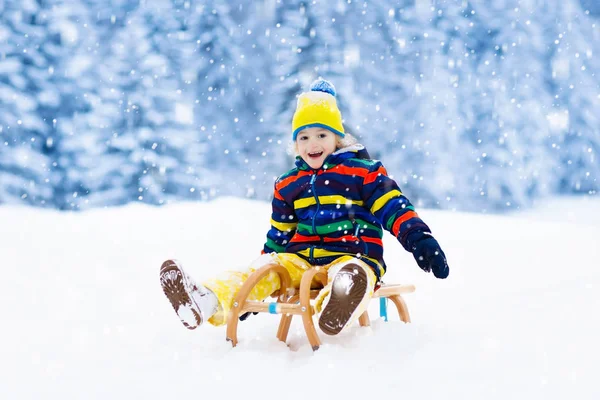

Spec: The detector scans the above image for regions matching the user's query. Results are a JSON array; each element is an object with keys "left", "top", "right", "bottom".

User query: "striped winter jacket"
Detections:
[{"left": 263, "top": 144, "right": 431, "bottom": 279}]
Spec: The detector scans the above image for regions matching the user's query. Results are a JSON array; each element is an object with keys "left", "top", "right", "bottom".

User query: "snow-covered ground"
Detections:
[{"left": 2, "top": 196, "right": 599, "bottom": 399}]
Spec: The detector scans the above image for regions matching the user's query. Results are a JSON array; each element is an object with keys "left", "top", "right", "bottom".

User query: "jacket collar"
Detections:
[{"left": 295, "top": 144, "right": 367, "bottom": 171}]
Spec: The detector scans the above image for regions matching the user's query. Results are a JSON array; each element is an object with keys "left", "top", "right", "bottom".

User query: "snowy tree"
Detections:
[
  {"left": 336, "top": 1, "right": 466, "bottom": 210},
  {"left": 58, "top": 1, "right": 211, "bottom": 209},
  {"left": 179, "top": 1, "right": 257, "bottom": 198},
  {"left": 375, "top": 0, "right": 561, "bottom": 212},
  {"left": 0, "top": 0, "right": 598, "bottom": 212},
  {"left": 0, "top": 0, "right": 88, "bottom": 207},
  {"left": 548, "top": 1, "right": 600, "bottom": 195},
  {"left": 258, "top": 1, "right": 311, "bottom": 171},
  {"left": 447, "top": 0, "right": 560, "bottom": 211},
  {"left": 229, "top": 0, "right": 291, "bottom": 198},
  {"left": 300, "top": 0, "right": 354, "bottom": 117}
]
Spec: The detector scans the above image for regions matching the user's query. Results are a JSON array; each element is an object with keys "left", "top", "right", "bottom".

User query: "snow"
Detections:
[{"left": 1, "top": 196, "right": 599, "bottom": 399}]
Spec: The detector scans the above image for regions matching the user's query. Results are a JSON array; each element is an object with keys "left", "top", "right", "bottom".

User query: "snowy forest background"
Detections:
[{"left": 0, "top": 0, "right": 598, "bottom": 213}]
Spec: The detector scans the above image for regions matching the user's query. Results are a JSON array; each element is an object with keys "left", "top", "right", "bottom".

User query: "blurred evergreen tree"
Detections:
[
  {"left": 58, "top": 0, "right": 210, "bottom": 209},
  {"left": 450, "top": 0, "right": 559, "bottom": 211},
  {"left": 549, "top": 1, "right": 600, "bottom": 195},
  {"left": 258, "top": 0, "right": 310, "bottom": 176},
  {"left": 0, "top": 0, "right": 87, "bottom": 207},
  {"left": 0, "top": 0, "right": 598, "bottom": 212}
]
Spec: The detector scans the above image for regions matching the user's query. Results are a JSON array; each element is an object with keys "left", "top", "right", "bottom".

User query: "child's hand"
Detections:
[{"left": 410, "top": 233, "right": 449, "bottom": 279}]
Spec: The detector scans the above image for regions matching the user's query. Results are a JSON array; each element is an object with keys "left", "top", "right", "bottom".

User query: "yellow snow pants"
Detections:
[{"left": 202, "top": 253, "right": 378, "bottom": 327}]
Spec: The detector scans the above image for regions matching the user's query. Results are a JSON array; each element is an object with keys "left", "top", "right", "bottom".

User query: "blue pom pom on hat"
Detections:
[
  {"left": 292, "top": 78, "right": 345, "bottom": 140},
  {"left": 309, "top": 78, "right": 337, "bottom": 97}
]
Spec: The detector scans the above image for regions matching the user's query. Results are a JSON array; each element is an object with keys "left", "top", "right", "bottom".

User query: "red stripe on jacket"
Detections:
[
  {"left": 326, "top": 165, "right": 369, "bottom": 179},
  {"left": 361, "top": 236, "right": 383, "bottom": 246},
  {"left": 290, "top": 233, "right": 320, "bottom": 242},
  {"left": 364, "top": 166, "right": 388, "bottom": 185},
  {"left": 323, "top": 235, "right": 361, "bottom": 243},
  {"left": 291, "top": 234, "right": 382, "bottom": 247},
  {"left": 274, "top": 188, "right": 285, "bottom": 201},
  {"left": 392, "top": 211, "right": 419, "bottom": 237},
  {"left": 276, "top": 170, "right": 313, "bottom": 192}
]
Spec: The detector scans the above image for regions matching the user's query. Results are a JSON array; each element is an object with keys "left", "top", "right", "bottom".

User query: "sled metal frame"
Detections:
[{"left": 226, "top": 263, "right": 415, "bottom": 351}]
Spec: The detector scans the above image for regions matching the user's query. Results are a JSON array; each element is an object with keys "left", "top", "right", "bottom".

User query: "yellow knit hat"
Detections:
[{"left": 292, "top": 79, "right": 345, "bottom": 140}]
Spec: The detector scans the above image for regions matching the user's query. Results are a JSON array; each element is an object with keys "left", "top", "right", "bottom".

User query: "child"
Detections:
[{"left": 160, "top": 79, "right": 449, "bottom": 335}]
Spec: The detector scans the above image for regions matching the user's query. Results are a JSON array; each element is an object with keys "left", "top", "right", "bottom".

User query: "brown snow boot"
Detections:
[
  {"left": 159, "top": 259, "right": 218, "bottom": 330},
  {"left": 318, "top": 263, "right": 368, "bottom": 336}
]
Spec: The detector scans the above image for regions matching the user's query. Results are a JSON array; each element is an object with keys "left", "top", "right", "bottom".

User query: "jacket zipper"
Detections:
[
  {"left": 352, "top": 219, "right": 369, "bottom": 257},
  {"left": 309, "top": 171, "right": 321, "bottom": 264}
]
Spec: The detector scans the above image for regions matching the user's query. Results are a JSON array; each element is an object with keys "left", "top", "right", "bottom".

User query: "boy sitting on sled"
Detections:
[{"left": 160, "top": 79, "right": 449, "bottom": 335}]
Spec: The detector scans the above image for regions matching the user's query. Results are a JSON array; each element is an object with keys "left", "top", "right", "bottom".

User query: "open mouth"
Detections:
[{"left": 308, "top": 151, "right": 323, "bottom": 159}]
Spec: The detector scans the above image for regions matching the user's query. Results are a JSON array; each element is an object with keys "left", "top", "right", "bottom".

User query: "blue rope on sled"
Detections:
[
  {"left": 268, "top": 302, "right": 278, "bottom": 314},
  {"left": 380, "top": 297, "right": 388, "bottom": 322}
]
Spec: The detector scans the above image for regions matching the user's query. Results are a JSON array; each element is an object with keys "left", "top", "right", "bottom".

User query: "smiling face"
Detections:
[{"left": 296, "top": 127, "right": 338, "bottom": 169}]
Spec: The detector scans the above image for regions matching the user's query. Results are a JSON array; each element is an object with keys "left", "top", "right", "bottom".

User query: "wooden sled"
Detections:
[{"left": 226, "top": 263, "right": 415, "bottom": 351}]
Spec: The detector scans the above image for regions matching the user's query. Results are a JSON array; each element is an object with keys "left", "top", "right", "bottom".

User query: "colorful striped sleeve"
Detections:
[
  {"left": 262, "top": 179, "right": 298, "bottom": 254},
  {"left": 360, "top": 160, "right": 431, "bottom": 251}
]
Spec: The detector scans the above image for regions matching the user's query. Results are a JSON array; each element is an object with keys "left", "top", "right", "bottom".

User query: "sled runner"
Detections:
[{"left": 226, "top": 263, "right": 415, "bottom": 351}]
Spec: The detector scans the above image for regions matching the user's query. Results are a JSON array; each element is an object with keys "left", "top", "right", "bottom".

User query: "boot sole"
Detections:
[
  {"left": 318, "top": 263, "right": 368, "bottom": 336},
  {"left": 160, "top": 259, "right": 203, "bottom": 329}
]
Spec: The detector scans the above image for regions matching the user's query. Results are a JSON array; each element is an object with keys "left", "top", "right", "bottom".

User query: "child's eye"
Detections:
[
  {"left": 299, "top": 136, "right": 307, "bottom": 141},
  {"left": 319, "top": 133, "right": 327, "bottom": 138}
]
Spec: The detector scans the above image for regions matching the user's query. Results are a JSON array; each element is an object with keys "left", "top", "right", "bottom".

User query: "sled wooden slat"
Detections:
[
  {"left": 225, "top": 263, "right": 414, "bottom": 351},
  {"left": 360, "top": 283, "right": 416, "bottom": 324},
  {"left": 241, "top": 301, "right": 315, "bottom": 315},
  {"left": 372, "top": 284, "right": 415, "bottom": 297}
]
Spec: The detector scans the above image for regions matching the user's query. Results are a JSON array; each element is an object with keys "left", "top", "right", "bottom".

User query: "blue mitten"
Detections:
[{"left": 410, "top": 233, "right": 449, "bottom": 279}]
